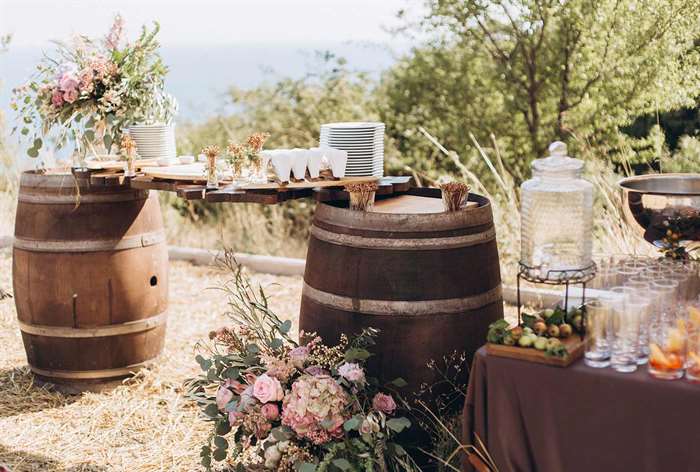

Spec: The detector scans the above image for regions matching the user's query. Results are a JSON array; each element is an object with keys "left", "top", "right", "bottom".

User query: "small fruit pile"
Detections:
[{"left": 487, "top": 306, "right": 585, "bottom": 358}]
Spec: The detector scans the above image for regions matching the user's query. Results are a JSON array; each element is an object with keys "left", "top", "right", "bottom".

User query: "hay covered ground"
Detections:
[{"left": 0, "top": 249, "right": 302, "bottom": 471}]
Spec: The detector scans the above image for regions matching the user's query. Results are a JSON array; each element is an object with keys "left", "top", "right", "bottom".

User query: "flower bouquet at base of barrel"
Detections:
[
  {"left": 186, "top": 251, "right": 420, "bottom": 472},
  {"left": 486, "top": 306, "right": 586, "bottom": 366}
]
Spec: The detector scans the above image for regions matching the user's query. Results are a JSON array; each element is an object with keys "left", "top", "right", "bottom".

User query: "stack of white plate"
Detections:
[
  {"left": 319, "top": 122, "right": 384, "bottom": 177},
  {"left": 128, "top": 124, "right": 177, "bottom": 160}
]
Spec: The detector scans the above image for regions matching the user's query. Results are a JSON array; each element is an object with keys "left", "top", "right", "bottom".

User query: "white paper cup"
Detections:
[
  {"left": 291, "top": 148, "right": 308, "bottom": 180},
  {"left": 329, "top": 148, "right": 348, "bottom": 178},
  {"left": 271, "top": 151, "right": 293, "bottom": 183},
  {"left": 307, "top": 148, "right": 323, "bottom": 178}
]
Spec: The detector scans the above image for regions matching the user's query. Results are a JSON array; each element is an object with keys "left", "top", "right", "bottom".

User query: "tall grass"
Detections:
[{"left": 413, "top": 128, "right": 652, "bottom": 284}]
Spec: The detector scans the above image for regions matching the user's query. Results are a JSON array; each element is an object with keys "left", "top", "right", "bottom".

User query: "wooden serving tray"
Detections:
[
  {"left": 486, "top": 335, "right": 585, "bottom": 367},
  {"left": 86, "top": 158, "right": 159, "bottom": 170},
  {"left": 140, "top": 163, "right": 378, "bottom": 190}
]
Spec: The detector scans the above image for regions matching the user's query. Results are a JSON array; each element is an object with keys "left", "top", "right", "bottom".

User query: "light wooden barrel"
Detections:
[
  {"left": 300, "top": 189, "right": 503, "bottom": 403},
  {"left": 12, "top": 170, "right": 168, "bottom": 388}
]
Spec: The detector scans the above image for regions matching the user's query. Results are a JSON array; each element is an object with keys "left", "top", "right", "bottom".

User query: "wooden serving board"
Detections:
[
  {"left": 86, "top": 158, "right": 159, "bottom": 171},
  {"left": 141, "top": 163, "right": 378, "bottom": 190},
  {"left": 486, "top": 335, "right": 585, "bottom": 367}
]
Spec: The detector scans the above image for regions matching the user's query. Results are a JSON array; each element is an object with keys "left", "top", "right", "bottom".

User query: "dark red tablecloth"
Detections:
[{"left": 461, "top": 347, "right": 700, "bottom": 472}]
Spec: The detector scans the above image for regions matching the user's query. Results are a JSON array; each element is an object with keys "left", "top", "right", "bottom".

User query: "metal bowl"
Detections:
[{"left": 618, "top": 173, "right": 700, "bottom": 246}]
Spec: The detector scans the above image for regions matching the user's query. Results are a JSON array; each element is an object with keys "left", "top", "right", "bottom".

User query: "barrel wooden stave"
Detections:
[
  {"left": 12, "top": 171, "right": 169, "bottom": 385},
  {"left": 300, "top": 193, "right": 503, "bottom": 399}
]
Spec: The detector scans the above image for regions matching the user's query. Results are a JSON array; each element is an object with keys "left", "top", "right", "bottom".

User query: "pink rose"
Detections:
[
  {"left": 253, "top": 374, "right": 284, "bottom": 404},
  {"left": 289, "top": 346, "right": 310, "bottom": 369},
  {"left": 58, "top": 72, "right": 79, "bottom": 93},
  {"left": 338, "top": 362, "right": 365, "bottom": 383},
  {"left": 63, "top": 88, "right": 79, "bottom": 104},
  {"left": 228, "top": 379, "right": 247, "bottom": 395},
  {"left": 372, "top": 393, "right": 397, "bottom": 415},
  {"left": 261, "top": 403, "right": 280, "bottom": 421},
  {"left": 51, "top": 89, "right": 64, "bottom": 107},
  {"left": 228, "top": 410, "right": 243, "bottom": 424},
  {"left": 216, "top": 386, "right": 234, "bottom": 411}
]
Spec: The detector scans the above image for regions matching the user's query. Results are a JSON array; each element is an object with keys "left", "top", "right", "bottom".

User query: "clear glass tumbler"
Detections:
[
  {"left": 610, "top": 287, "right": 644, "bottom": 373},
  {"left": 625, "top": 279, "right": 654, "bottom": 365},
  {"left": 584, "top": 299, "right": 612, "bottom": 368}
]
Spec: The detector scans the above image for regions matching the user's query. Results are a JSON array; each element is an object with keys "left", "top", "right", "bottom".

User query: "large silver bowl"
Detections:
[{"left": 618, "top": 173, "right": 700, "bottom": 246}]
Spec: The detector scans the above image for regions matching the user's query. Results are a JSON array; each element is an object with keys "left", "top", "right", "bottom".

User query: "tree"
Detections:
[{"left": 380, "top": 0, "right": 700, "bottom": 181}]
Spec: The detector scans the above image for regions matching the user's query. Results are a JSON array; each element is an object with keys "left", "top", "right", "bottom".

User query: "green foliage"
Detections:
[{"left": 379, "top": 0, "right": 700, "bottom": 183}]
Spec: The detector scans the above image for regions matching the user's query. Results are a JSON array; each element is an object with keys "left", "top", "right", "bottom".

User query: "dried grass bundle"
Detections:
[
  {"left": 345, "top": 182, "right": 379, "bottom": 211},
  {"left": 440, "top": 182, "right": 470, "bottom": 212}
]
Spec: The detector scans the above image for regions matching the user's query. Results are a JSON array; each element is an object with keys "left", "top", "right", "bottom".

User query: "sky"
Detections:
[{"left": 0, "top": 0, "right": 416, "bottom": 47}]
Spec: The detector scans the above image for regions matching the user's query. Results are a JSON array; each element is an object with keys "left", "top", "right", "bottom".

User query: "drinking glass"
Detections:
[
  {"left": 687, "top": 329, "right": 700, "bottom": 382},
  {"left": 624, "top": 279, "right": 654, "bottom": 364},
  {"left": 609, "top": 287, "right": 644, "bottom": 373},
  {"left": 614, "top": 266, "right": 638, "bottom": 286},
  {"left": 584, "top": 299, "right": 612, "bottom": 368},
  {"left": 649, "top": 316, "right": 687, "bottom": 380}
]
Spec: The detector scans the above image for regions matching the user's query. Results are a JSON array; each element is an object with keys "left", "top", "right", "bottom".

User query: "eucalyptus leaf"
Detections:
[
  {"left": 298, "top": 463, "right": 317, "bottom": 472},
  {"left": 332, "top": 459, "right": 352, "bottom": 471},
  {"left": 213, "top": 435, "right": 228, "bottom": 450},
  {"left": 386, "top": 417, "right": 411, "bottom": 433},
  {"left": 280, "top": 319, "right": 292, "bottom": 334},
  {"left": 212, "top": 447, "right": 227, "bottom": 461},
  {"left": 27, "top": 147, "right": 39, "bottom": 158},
  {"left": 204, "top": 403, "right": 219, "bottom": 418}
]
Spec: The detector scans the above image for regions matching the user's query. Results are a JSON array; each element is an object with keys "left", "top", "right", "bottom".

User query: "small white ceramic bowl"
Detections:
[{"left": 178, "top": 155, "right": 195, "bottom": 165}]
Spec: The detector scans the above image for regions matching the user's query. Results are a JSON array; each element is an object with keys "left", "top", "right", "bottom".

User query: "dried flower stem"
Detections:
[
  {"left": 345, "top": 182, "right": 379, "bottom": 211},
  {"left": 440, "top": 182, "right": 470, "bottom": 212}
]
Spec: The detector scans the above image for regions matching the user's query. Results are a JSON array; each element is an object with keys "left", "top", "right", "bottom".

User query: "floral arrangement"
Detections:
[
  {"left": 226, "top": 142, "right": 246, "bottom": 175},
  {"left": 11, "top": 14, "right": 177, "bottom": 159},
  {"left": 120, "top": 133, "right": 137, "bottom": 175},
  {"left": 202, "top": 145, "right": 221, "bottom": 187},
  {"left": 187, "top": 253, "right": 419, "bottom": 472},
  {"left": 439, "top": 182, "right": 470, "bottom": 212},
  {"left": 345, "top": 182, "right": 379, "bottom": 211}
]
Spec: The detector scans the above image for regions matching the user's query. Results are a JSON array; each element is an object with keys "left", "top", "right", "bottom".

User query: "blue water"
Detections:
[{"left": 1, "top": 41, "right": 404, "bottom": 124}]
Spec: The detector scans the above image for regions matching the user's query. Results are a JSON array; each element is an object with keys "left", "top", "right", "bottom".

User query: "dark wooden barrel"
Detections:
[
  {"left": 12, "top": 170, "right": 168, "bottom": 389},
  {"left": 300, "top": 189, "right": 503, "bottom": 402}
]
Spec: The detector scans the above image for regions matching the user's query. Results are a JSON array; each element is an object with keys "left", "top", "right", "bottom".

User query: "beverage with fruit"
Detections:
[{"left": 649, "top": 318, "right": 687, "bottom": 380}]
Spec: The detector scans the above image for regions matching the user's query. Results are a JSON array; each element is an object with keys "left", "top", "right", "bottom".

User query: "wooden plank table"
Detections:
[{"left": 129, "top": 174, "right": 413, "bottom": 204}]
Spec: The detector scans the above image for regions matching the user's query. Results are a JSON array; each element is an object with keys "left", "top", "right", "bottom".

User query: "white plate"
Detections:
[{"left": 321, "top": 121, "right": 383, "bottom": 128}]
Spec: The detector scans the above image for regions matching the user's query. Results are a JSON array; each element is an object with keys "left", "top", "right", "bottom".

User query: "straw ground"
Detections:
[{"left": 0, "top": 251, "right": 302, "bottom": 471}]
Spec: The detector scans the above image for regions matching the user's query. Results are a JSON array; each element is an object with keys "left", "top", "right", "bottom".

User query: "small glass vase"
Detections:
[
  {"left": 248, "top": 153, "right": 267, "bottom": 184},
  {"left": 124, "top": 157, "right": 136, "bottom": 177},
  {"left": 206, "top": 155, "right": 219, "bottom": 189},
  {"left": 230, "top": 161, "right": 247, "bottom": 189}
]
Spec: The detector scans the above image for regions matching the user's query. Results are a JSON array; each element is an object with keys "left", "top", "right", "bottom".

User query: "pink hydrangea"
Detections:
[
  {"left": 372, "top": 393, "right": 397, "bottom": 415},
  {"left": 338, "top": 362, "right": 365, "bottom": 383},
  {"left": 253, "top": 374, "right": 284, "bottom": 403},
  {"left": 281, "top": 374, "right": 350, "bottom": 445}
]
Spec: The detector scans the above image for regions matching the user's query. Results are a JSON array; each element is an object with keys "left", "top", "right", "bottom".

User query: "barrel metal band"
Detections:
[
  {"left": 18, "top": 190, "right": 149, "bottom": 204},
  {"left": 310, "top": 225, "right": 496, "bottom": 250},
  {"left": 19, "top": 312, "right": 167, "bottom": 338},
  {"left": 302, "top": 282, "right": 502, "bottom": 316},
  {"left": 13, "top": 229, "right": 166, "bottom": 253},
  {"left": 29, "top": 360, "right": 155, "bottom": 380}
]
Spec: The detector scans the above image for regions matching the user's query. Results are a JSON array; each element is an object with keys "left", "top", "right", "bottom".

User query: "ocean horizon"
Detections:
[{"left": 1, "top": 40, "right": 407, "bottom": 124}]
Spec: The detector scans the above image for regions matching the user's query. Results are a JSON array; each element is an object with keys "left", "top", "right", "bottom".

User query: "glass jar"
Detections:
[{"left": 520, "top": 141, "right": 594, "bottom": 280}]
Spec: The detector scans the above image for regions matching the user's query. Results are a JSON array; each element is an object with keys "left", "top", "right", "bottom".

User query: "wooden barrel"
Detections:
[
  {"left": 300, "top": 189, "right": 503, "bottom": 403},
  {"left": 12, "top": 170, "right": 168, "bottom": 389}
]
